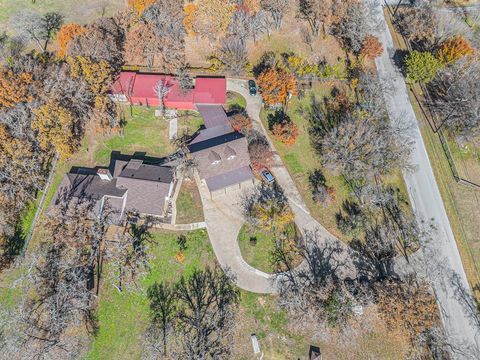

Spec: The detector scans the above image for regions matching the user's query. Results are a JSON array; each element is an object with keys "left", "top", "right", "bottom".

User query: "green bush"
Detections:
[{"left": 405, "top": 50, "right": 443, "bottom": 84}]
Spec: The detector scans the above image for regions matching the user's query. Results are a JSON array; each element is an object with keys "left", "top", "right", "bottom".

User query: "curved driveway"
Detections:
[{"left": 196, "top": 79, "right": 349, "bottom": 294}]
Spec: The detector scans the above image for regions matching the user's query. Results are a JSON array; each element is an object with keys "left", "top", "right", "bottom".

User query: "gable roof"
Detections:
[
  {"left": 194, "top": 78, "right": 227, "bottom": 104},
  {"left": 53, "top": 157, "right": 174, "bottom": 219},
  {"left": 111, "top": 72, "right": 226, "bottom": 109},
  {"left": 196, "top": 104, "right": 230, "bottom": 128}
]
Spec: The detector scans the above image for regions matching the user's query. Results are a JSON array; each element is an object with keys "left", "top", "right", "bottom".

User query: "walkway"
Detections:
[{"left": 371, "top": 1, "right": 480, "bottom": 355}]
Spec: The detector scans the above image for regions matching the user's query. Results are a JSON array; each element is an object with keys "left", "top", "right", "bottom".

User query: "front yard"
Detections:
[{"left": 260, "top": 83, "right": 409, "bottom": 242}]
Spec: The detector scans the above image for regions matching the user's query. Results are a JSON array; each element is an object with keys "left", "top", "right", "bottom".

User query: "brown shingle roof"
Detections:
[{"left": 53, "top": 158, "right": 174, "bottom": 218}]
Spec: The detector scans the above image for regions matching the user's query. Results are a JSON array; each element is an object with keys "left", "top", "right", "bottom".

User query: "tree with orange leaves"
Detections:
[
  {"left": 183, "top": 3, "right": 197, "bottom": 36},
  {"left": 0, "top": 68, "right": 33, "bottom": 108},
  {"left": 360, "top": 35, "right": 383, "bottom": 60},
  {"left": 437, "top": 35, "right": 474, "bottom": 64},
  {"left": 257, "top": 67, "right": 298, "bottom": 108},
  {"left": 56, "top": 23, "right": 86, "bottom": 57},
  {"left": 194, "top": 0, "right": 236, "bottom": 38},
  {"left": 32, "top": 101, "right": 79, "bottom": 159},
  {"left": 271, "top": 120, "right": 299, "bottom": 145},
  {"left": 127, "top": 0, "right": 156, "bottom": 16}
]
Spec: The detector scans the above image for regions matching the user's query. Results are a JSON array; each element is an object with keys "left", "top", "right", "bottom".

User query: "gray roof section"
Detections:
[
  {"left": 119, "top": 160, "right": 174, "bottom": 183},
  {"left": 196, "top": 104, "right": 229, "bottom": 128},
  {"left": 188, "top": 131, "right": 245, "bottom": 153},
  {"left": 117, "top": 177, "right": 171, "bottom": 216},
  {"left": 53, "top": 157, "right": 175, "bottom": 218},
  {"left": 205, "top": 166, "right": 254, "bottom": 192},
  {"left": 191, "top": 135, "right": 252, "bottom": 181},
  {"left": 65, "top": 173, "right": 126, "bottom": 199},
  {"left": 189, "top": 123, "right": 233, "bottom": 145}
]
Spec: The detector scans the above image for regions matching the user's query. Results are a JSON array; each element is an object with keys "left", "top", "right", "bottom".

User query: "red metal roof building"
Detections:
[{"left": 111, "top": 71, "right": 227, "bottom": 110}]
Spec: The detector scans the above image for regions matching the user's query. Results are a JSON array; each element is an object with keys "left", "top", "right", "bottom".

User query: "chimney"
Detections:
[{"left": 97, "top": 168, "right": 112, "bottom": 181}]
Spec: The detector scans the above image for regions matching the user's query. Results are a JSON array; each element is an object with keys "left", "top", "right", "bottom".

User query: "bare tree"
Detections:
[
  {"left": 229, "top": 9, "right": 252, "bottom": 46},
  {"left": 333, "top": 1, "right": 375, "bottom": 54},
  {"left": 428, "top": 58, "right": 480, "bottom": 139},
  {"left": 260, "top": 0, "right": 289, "bottom": 30},
  {"left": 154, "top": 79, "right": 172, "bottom": 114},
  {"left": 313, "top": 111, "right": 413, "bottom": 180},
  {"left": 104, "top": 222, "right": 154, "bottom": 293},
  {"left": 251, "top": 10, "right": 270, "bottom": 42},
  {"left": 338, "top": 184, "right": 424, "bottom": 278},
  {"left": 145, "top": 282, "right": 177, "bottom": 357},
  {"left": 297, "top": 0, "right": 350, "bottom": 37},
  {"left": 275, "top": 230, "right": 356, "bottom": 329},
  {"left": 218, "top": 35, "right": 248, "bottom": 75},
  {"left": 393, "top": 2, "right": 436, "bottom": 50},
  {"left": 142, "top": 0, "right": 186, "bottom": 41},
  {"left": 174, "top": 267, "right": 240, "bottom": 359},
  {"left": 300, "top": 25, "right": 313, "bottom": 51},
  {"left": 68, "top": 17, "right": 124, "bottom": 66},
  {"left": 10, "top": 10, "right": 44, "bottom": 52}
]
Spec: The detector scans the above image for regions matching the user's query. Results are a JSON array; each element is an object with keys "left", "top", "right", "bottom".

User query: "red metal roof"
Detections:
[
  {"left": 194, "top": 77, "right": 227, "bottom": 104},
  {"left": 111, "top": 72, "right": 226, "bottom": 110}
]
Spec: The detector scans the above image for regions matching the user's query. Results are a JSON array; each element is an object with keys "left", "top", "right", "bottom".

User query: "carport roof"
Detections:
[{"left": 205, "top": 165, "right": 254, "bottom": 192}]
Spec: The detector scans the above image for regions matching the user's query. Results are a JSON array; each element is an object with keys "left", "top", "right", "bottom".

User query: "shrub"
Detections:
[
  {"left": 437, "top": 36, "right": 474, "bottom": 64},
  {"left": 309, "top": 169, "right": 335, "bottom": 205},
  {"left": 230, "top": 113, "right": 253, "bottom": 133},
  {"left": 247, "top": 131, "right": 274, "bottom": 170},
  {"left": 405, "top": 50, "right": 443, "bottom": 84},
  {"left": 271, "top": 121, "right": 299, "bottom": 145},
  {"left": 360, "top": 36, "right": 383, "bottom": 60}
]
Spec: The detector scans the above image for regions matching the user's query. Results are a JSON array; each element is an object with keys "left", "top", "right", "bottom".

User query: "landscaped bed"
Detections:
[{"left": 237, "top": 222, "right": 302, "bottom": 274}]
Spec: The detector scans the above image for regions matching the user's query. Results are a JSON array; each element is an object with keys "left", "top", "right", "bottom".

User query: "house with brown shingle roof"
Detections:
[
  {"left": 188, "top": 104, "right": 255, "bottom": 196},
  {"left": 52, "top": 155, "right": 175, "bottom": 222}
]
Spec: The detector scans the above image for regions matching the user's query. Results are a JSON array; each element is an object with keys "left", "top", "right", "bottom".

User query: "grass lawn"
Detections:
[
  {"left": 260, "top": 83, "right": 349, "bottom": 240},
  {"left": 260, "top": 82, "right": 410, "bottom": 242},
  {"left": 175, "top": 180, "right": 204, "bottom": 224},
  {"left": 87, "top": 229, "right": 214, "bottom": 360},
  {"left": 238, "top": 224, "right": 277, "bottom": 273},
  {"left": 237, "top": 223, "right": 300, "bottom": 274},
  {"left": 226, "top": 91, "right": 247, "bottom": 111},
  {"left": 95, "top": 106, "right": 175, "bottom": 164},
  {"left": 0, "top": 0, "right": 124, "bottom": 34}
]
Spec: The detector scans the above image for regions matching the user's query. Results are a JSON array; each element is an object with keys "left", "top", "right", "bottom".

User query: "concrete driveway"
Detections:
[
  {"left": 195, "top": 177, "right": 276, "bottom": 293},
  {"left": 191, "top": 79, "right": 352, "bottom": 294}
]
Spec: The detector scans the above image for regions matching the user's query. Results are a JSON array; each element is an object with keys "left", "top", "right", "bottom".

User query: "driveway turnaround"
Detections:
[
  {"left": 192, "top": 80, "right": 351, "bottom": 294},
  {"left": 372, "top": 1, "right": 480, "bottom": 355}
]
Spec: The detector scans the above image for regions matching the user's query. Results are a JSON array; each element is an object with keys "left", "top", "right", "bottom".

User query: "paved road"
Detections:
[{"left": 372, "top": 2, "right": 480, "bottom": 356}]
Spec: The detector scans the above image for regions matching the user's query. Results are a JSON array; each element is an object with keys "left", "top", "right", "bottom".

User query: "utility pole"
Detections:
[{"left": 393, "top": 0, "right": 405, "bottom": 17}]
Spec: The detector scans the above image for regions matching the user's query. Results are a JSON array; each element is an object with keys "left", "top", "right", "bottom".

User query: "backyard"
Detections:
[
  {"left": 0, "top": 0, "right": 124, "bottom": 34},
  {"left": 87, "top": 229, "right": 214, "bottom": 360}
]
